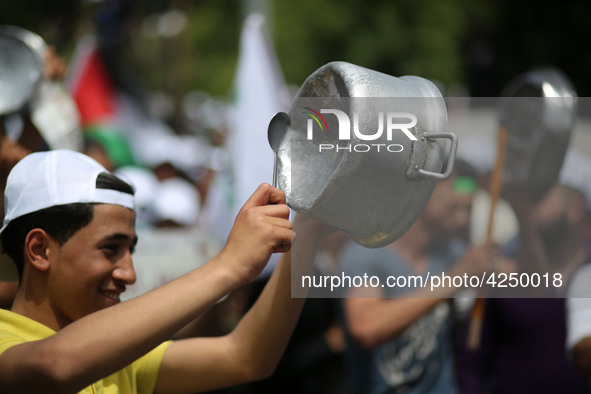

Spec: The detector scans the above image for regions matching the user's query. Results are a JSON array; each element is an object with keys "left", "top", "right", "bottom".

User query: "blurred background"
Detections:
[
  {"left": 1, "top": 0, "right": 589, "bottom": 273},
  {"left": 2, "top": 0, "right": 590, "bottom": 107},
  {"left": 2, "top": 3, "right": 591, "bottom": 393},
  {"left": 2, "top": 0, "right": 590, "bottom": 293}
]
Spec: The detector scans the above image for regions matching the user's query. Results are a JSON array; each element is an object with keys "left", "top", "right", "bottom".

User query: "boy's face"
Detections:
[{"left": 47, "top": 204, "right": 137, "bottom": 328}]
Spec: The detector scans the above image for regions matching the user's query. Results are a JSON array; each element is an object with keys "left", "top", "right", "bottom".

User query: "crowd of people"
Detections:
[{"left": 1, "top": 26, "right": 591, "bottom": 394}]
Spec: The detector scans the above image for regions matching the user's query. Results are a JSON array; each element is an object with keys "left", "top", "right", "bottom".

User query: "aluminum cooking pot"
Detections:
[
  {"left": 0, "top": 26, "right": 46, "bottom": 115},
  {"left": 268, "top": 61, "right": 457, "bottom": 248},
  {"left": 0, "top": 25, "right": 82, "bottom": 150},
  {"left": 500, "top": 68, "right": 577, "bottom": 201}
]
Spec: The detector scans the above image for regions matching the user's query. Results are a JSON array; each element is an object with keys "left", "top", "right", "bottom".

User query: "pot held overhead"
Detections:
[{"left": 268, "top": 61, "right": 458, "bottom": 248}]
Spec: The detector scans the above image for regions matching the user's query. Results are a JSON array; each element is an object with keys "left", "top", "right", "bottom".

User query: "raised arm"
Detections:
[
  {"left": 343, "top": 243, "right": 498, "bottom": 349},
  {"left": 154, "top": 213, "right": 331, "bottom": 394},
  {"left": 0, "top": 184, "right": 292, "bottom": 394}
]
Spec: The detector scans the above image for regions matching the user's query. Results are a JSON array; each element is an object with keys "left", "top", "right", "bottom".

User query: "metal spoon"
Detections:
[{"left": 267, "top": 112, "right": 290, "bottom": 187}]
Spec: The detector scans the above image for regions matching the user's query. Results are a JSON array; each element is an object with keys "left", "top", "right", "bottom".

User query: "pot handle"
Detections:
[{"left": 416, "top": 132, "right": 458, "bottom": 180}]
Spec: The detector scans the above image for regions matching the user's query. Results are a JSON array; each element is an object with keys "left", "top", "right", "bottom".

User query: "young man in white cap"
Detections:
[{"left": 0, "top": 149, "right": 327, "bottom": 393}]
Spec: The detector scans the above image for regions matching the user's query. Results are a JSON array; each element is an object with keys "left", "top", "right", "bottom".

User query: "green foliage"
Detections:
[
  {"left": 1, "top": 0, "right": 590, "bottom": 99},
  {"left": 180, "top": 2, "right": 242, "bottom": 95},
  {"left": 129, "top": 1, "right": 241, "bottom": 97},
  {"left": 272, "top": 0, "right": 467, "bottom": 89}
]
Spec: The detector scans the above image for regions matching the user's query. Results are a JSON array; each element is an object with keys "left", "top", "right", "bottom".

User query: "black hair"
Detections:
[
  {"left": 1, "top": 171, "right": 134, "bottom": 280},
  {"left": 96, "top": 171, "right": 135, "bottom": 195}
]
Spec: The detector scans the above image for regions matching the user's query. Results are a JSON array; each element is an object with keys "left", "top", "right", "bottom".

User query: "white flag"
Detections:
[{"left": 203, "top": 13, "right": 290, "bottom": 250}]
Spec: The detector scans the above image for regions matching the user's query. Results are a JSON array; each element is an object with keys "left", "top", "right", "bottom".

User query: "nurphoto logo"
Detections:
[{"left": 302, "top": 107, "right": 418, "bottom": 153}]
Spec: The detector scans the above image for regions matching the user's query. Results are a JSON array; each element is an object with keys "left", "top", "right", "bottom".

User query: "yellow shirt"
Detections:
[{"left": 0, "top": 308, "right": 171, "bottom": 394}]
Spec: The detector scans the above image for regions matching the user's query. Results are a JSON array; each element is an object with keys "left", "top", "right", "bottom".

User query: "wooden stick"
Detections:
[{"left": 467, "top": 125, "right": 508, "bottom": 350}]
